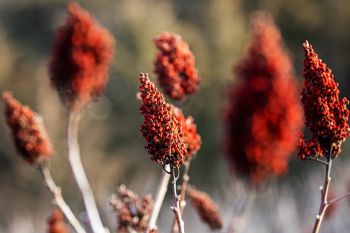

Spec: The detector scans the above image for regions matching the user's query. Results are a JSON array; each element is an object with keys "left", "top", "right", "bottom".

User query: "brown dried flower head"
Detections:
[
  {"left": 2, "top": 92, "right": 53, "bottom": 164},
  {"left": 47, "top": 209, "right": 69, "bottom": 233},
  {"left": 49, "top": 2, "right": 115, "bottom": 110},
  {"left": 139, "top": 73, "right": 187, "bottom": 168},
  {"left": 173, "top": 107, "right": 201, "bottom": 159},
  {"left": 110, "top": 185, "right": 153, "bottom": 233},
  {"left": 187, "top": 186, "right": 223, "bottom": 230}
]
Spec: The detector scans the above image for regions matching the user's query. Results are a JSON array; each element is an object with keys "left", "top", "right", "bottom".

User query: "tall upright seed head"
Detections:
[
  {"left": 139, "top": 73, "right": 187, "bottom": 168},
  {"left": 298, "top": 41, "right": 349, "bottom": 159}
]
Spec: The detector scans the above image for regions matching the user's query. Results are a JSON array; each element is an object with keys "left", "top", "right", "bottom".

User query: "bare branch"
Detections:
[
  {"left": 38, "top": 163, "right": 86, "bottom": 233},
  {"left": 67, "top": 111, "right": 108, "bottom": 233}
]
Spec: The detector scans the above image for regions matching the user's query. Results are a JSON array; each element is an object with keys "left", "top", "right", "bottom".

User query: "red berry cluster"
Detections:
[
  {"left": 224, "top": 12, "right": 303, "bottom": 183},
  {"left": 153, "top": 32, "right": 200, "bottom": 101},
  {"left": 299, "top": 41, "right": 349, "bottom": 159},
  {"left": 49, "top": 2, "right": 115, "bottom": 110},
  {"left": 2, "top": 92, "right": 53, "bottom": 164},
  {"left": 187, "top": 186, "right": 223, "bottom": 230},
  {"left": 139, "top": 73, "right": 187, "bottom": 168},
  {"left": 47, "top": 209, "right": 69, "bottom": 233},
  {"left": 173, "top": 107, "right": 201, "bottom": 158}
]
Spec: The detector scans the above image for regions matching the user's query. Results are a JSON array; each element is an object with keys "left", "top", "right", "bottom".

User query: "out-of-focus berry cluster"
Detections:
[
  {"left": 49, "top": 2, "right": 115, "bottom": 110},
  {"left": 47, "top": 209, "right": 69, "bottom": 233},
  {"left": 224, "top": 12, "right": 302, "bottom": 183},
  {"left": 2, "top": 92, "right": 53, "bottom": 164},
  {"left": 154, "top": 32, "right": 200, "bottom": 101},
  {"left": 110, "top": 185, "right": 153, "bottom": 233},
  {"left": 187, "top": 186, "right": 223, "bottom": 230}
]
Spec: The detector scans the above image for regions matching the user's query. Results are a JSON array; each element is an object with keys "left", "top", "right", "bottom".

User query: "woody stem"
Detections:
[
  {"left": 312, "top": 149, "right": 333, "bottom": 233},
  {"left": 147, "top": 166, "right": 171, "bottom": 231},
  {"left": 171, "top": 168, "right": 185, "bottom": 233},
  {"left": 67, "top": 111, "right": 107, "bottom": 233},
  {"left": 38, "top": 163, "right": 86, "bottom": 233},
  {"left": 171, "top": 160, "right": 191, "bottom": 233}
]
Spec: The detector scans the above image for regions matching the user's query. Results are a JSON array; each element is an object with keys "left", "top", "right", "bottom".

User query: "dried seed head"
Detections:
[
  {"left": 139, "top": 73, "right": 187, "bottom": 168},
  {"left": 110, "top": 185, "right": 153, "bottom": 233},
  {"left": 154, "top": 32, "right": 200, "bottom": 101},
  {"left": 187, "top": 186, "right": 223, "bottom": 230},
  {"left": 47, "top": 209, "right": 69, "bottom": 233},
  {"left": 3, "top": 92, "right": 53, "bottom": 164},
  {"left": 49, "top": 2, "right": 115, "bottom": 110}
]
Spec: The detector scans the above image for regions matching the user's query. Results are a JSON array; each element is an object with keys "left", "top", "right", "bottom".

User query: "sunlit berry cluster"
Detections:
[
  {"left": 224, "top": 12, "right": 303, "bottom": 183},
  {"left": 299, "top": 41, "right": 349, "bottom": 159},
  {"left": 153, "top": 32, "right": 200, "bottom": 101},
  {"left": 173, "top": 107, "right": 201, "bottom": 158},
  {"left": 139, "top": 73, "right": 187, "bottom": 168},
  {"left": 49, "top": 2, "right": 115, "bottom": 110},
  {"left": 2, "top": 92, "right": 53, "bottom": 164}
]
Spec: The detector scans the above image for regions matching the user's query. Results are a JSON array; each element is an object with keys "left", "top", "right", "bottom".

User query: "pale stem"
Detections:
[
  {"left": 67, "top": 111, "right": 107, "bottom": 233},
  {"left": 147, "top": 166, "right": 171, "bottom": 231},
  {"left": 38, "top": 163, "right": 86, "bottom": 233},
  {"left": 312, "top": 149, "right": 333, "bottom": 233},
  {"left": 328, "top": 192, "right": 350, "bottom": 205},
  {"left": 171, "top": 160, "right": 191, "bottom": 233},
  {"left": 171, "top": 168, "right": 185, "bottom": 233}
]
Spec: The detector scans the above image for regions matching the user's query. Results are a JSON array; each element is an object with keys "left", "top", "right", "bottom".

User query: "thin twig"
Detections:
[
  {"left": 147, "top": 166, "right": 171, "bottom": 231},
  {"left": 328, "top": 192, "right": 350, "bottom": 205},
  {"left": 67, "top": 111, "right": 107, "bottom": 233},
  {"left": 312, "top": 149, "right": 333, "bottom": 233},
  {"left": 38, "top": 163, "right": 86, "bottom": 233},
  {"left": 171, "top": 167, "right": 185, "bottom": 233},
  {"left": 307, "top": 157, "right": 329, "bottom": 166},
  {"left": 171, "top": 160, "right": 191, "bottom": 233}
]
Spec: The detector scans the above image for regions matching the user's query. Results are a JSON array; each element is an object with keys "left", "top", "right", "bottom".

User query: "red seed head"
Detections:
[
  {"left": 187, "top": 186, "right": 223, "bottom": 230},
  {"left": 299, "top": 41, "right": 349, "bottom": 159},
  {"left": 139, "top": 73, "right": 187, "bottom": 168},
  {"left": 153, "top": 32, "right": 200, "bottom": 101},
  {"left": 173, "top": 107, "right": 201, "bottom": 159},
  {"left": 224, "top": 12, "right": 303, "bottom": 183},
  {"left": 49, "top": 2, "right": 115, "bottom": 110},
  {"left": 47, "top": 209, "right": 69, "bottom": 233},
  {"left": 2, "top": 92, "right": 53, "bottom": 164}
]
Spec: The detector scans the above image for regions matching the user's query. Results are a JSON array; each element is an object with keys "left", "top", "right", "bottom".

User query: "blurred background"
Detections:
[{"left": 1, "top": 0, "right": 350, "bottom": 232}]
